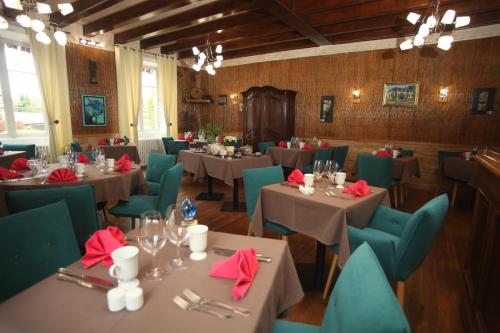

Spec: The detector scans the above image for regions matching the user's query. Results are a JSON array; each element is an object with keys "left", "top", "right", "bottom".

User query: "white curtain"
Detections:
[
  {"left": 28, "top": 29, "right": 72, "bottom": 161},
  {"left": 157, "top": 54, "right": 178, "bottom": 138},
  {"left": 115, "top": 45, "right": 142, "bottom": 143}
]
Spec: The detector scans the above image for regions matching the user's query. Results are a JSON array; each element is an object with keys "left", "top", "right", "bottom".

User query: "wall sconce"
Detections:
[
  {"left": 230, "top": 94, "right": 238, "bottom": 105},
  {"left": 352, "top": 89, "right": 361, "bottom": 103},
  {"left": 438, "top": 86, "right": 449, "bottom": 102}
]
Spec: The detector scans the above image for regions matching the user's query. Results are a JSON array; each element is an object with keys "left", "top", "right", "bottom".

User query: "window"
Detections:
[
  {"left": 139, "top": 59, "right": 166, "bottom": 138},
  {"left": 0, "top": 42, "right": 47, "bottom": 141}
]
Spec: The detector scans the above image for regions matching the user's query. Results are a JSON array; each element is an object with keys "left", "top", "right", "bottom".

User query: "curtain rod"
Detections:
[{"left": 114, "top": 44, "right": 176, "bottom": 59}]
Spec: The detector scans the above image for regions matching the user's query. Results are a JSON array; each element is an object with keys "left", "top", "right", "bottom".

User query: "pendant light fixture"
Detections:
[{"left": 191, "top": 39, "right": 223, "bottom": 75}]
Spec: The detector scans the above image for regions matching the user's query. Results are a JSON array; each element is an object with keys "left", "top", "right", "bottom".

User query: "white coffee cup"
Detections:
[
  {"left": 107, "top": 288, "right": 126, "bottom": 312},
  {"left": 106, "top": 158, "right": 115, "bottom": 170},
  {"left": 75, "top": 163, "right": 86, "bottom": 176},
  {"left": 465, "top": 152, "right": 472, "bottom": 160},
  {"left": 125, "top": 287, "right": 144, "bottom": 311},
  {"left": 286, "top": 142, "right": 291, "bottom": 149},
  {"left": 392, "top": 150, "right": 399, "bottom": 159},
  {"left": 109, "top": 138, "right": 115, "bottom": 146},
  {"left": 317, "top": 140, "right": 322, "bottom": 147},
  {"left": 188, "top": 224, "right": 208, "bottom": 261},
  {"left": 109, "top": 246, "right": 139, "bottom": 288},
  {"left": 335, "top": 172, "right": 346, "bottom": 189},
  {"left": 299, "top": 142, "right": 305, "bottom": 149},
  {"left": 304, "top": 173, "right": 314, "bottom": 188}
]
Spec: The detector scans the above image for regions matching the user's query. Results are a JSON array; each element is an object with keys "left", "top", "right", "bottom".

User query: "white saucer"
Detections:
[
  {"left": 190, "top": 252, "right": 207, "bottom": 261},
  {"left": 118, "top": 278, "right": 140, "bottom": 290},
  {"left": 336, "top": 184, "right": 345, "bottom": 189}
]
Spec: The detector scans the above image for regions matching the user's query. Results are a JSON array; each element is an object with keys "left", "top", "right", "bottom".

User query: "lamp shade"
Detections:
[
  {"left": 413, "top": 36, "right": 425, "bottom": 47},
  {"left": 31, "top": 19, "right": 45, "bottom": 33},
  {"left": 35, "top": 32, "right": 51, "bottom": 45},
  {"left": 37, "top": 2, "right": 52, "bottom": 14},
  {"left": 216, "top": 55, "right": 223, "bottom": 61},
  {"left": 54, "top": 31, "right": 67, "bottom": 45},
  {"left": 455, "top": 16, "right": 470, "bottom": 28},
  {"left": 400, "top": 39, "right": 413, "bottom": 50},
  {"left": 4, "top": 0, "right": 22, "bottom": 10},
  {"left": 192, "top": 46, "right": 200, "bottom": 55},
  {"left": 441, "top": 10, "right": 456, "bottom": 24},
  {"left": 215, "top": 44, "right": 222, "bottom": 53},
  {"left": 426, "top": 15, "right": 437, "bottom": 28},
  {"left": 0, "top": 16, "right": 8, "bottom": 30},
  {"left": 58, "top": 3, "right": 74, "bottom": 16},
  {"left": 214, "top": 60, "right": 222, "bottom": 68},
  {"left": 407, "top": 12, "right": 420, "bottom": 25},
  {"left": 192, "top": 63, "right": 201, "bottom": 71},
  {"left": 16, "top": 14, "right": 31, "bottom": 28},
  {"left": 417, "top": 23, "right": 430, "bottom": 37}
]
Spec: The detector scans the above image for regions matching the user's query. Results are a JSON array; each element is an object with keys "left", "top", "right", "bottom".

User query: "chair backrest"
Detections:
[
  {"left": 437, "top": 150, "right": 460, "bottom": 177},
  {"left": 314, "top": 147, "right": 334, "bottom": 162},
  {"left": 333, "top": 145, "right": 349, "bottom": 170},
  {"left": 242, "top": 165, "right": 284, "bottom": 219},
  {"left": 6, "top": 185, "right": 100, "bottom": 253},
  {"left": 146, "top": 153, "right": 176, "bottom": 183},
  {"left": 235, "top": 138, "right": 243, "bottom": 148},
  {"left": 321, "top": 242, "right": 410, "bottom": 333},
  {"left": 157, "top": 163, "right": 184, "bottom": 217},
  {"left": 0, "top": 201, "right": 80, "bottom": 302},
  {"left": 357, "top": 154, "right": 393, "bottom": 189},
  {"left": 401, "top": 149, "right": 414, "bottom": 157},
  {"left": 70, "top": 141, "right": 83, "bottom": 152},
  {"left": 167, "top": 140, "right": 189, "bottom": 157},
  {"left": 395, "top": 194, "right": 449, "bottom": 280},
  {"left": 3, "top": 144, "right": 36, "bottom": 159},
  {"left": 162, "top": 137, "right": 174, "bottom": 154},
  {"left": 258, "top": 141, "right": 275, "bottom": 154}
]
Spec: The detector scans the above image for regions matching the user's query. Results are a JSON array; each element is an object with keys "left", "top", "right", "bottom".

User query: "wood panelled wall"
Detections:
[{"left": 66, "top": 43, "right": 118, "bottom": 145}]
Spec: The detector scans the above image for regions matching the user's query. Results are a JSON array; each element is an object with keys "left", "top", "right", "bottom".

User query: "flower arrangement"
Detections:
[
  {"left": 201, "top": 123, "right": 223, "bottom": 143},
  {"left": 223, "top": 136, "right": 238, "bottom": 146}
]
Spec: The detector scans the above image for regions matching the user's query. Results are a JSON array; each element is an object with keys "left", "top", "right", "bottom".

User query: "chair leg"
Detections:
[
  {"left": 393, "top": 186, "right": 398, "bottom": 208},
  {"left": 102, "top": 208, "right": 109, "bottom": 225},
  {"left": 247, "top": 224, "right": 253, "bottom": 236},
  {"left": 322, "top": 253, "right": 338, "bottom": 300},
  {"left": 281, "top": 235, "right": 288, "bottom": 242},
  {"left": 399, "top": 184, "right": 404, "bottom": 206},
  {"left": 451, "top": 182, "right": 459, "bottom": 207},
  {"left": 397, "top": 281, "right": 405, "bottom": 308},
  {"left": 132, "top": 218, "right": 137, "bottom": 230}
]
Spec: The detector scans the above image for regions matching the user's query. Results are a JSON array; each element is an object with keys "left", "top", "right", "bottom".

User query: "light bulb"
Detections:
[
  {"left": 37, "top": 2, "right": 52, "bottom": 14},
  {"left": 441, "top": 10, "right": 456, "bottom": 25},
  {"left": 215, "top": 44, "right": 222, "bottom": 53},
  {"left": 406, "top": 12, "right": 420, "bottom": 25},
  {"left": 58, "top": 3, "right": 74, "bottom": 16},
  {"left": 197, "top": 57, "right": 204, "bottom": 66},
  {"left": 417, "top": 23, "right": 430, "bottom": 37},
  {"left": 36, "top": 32, "right": 51, "bottom": 45},
  {"left": 214, "top": 60, "right": 221, "bottom": 68},
  {"left": 413, "top": 36, "right": 425, "bottom": 47},
  {"left": 205, "top": 64, "right": 214, "bottom": 71},
  {"left": 399, "top": 39, "right": 413, "bottom": 50},
  {"left": 31, "top": 19, "right": 45, "bottom": 33},
  {"left": 455, "top": 16, "right": 470, "bottom": 28},
  {"left": 4, "top": 0, "right": 22, "bottom": 10},
  {"left": 0, "top": 16, "right": 8, "bottom": 30},
  {"left": 216, "top": 55, "right": 223, "bottom": 61},
  {"left": 192, "top": 46, "right": 200, "bottom": 55},
  {"left": 207, "top": 68, "right": 216, "bottom": 75},
  {"left": 192, "top": 63, "right": 201, "bottom": 71},
  {"left": 438, "top": 35, "right": 454, "bottom": 44},
  {"left": 437, "top": 42, "right": 452, "bottom": 51},
  {"left": 54, "top": 31, "right": 67, "bottom": 45},
  {"left": 16, "top": 14, "right": 31, "bottom": 28},
  {"left": 198, "top": 52, "right": 206, "bottom": 60},
  {"left": 426, "top": 15, "right": 437, "bottom": 28}
]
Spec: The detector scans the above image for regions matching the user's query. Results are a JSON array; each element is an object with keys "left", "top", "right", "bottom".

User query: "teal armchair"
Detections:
[
  {"left": 242, "top": 165, "right": 295, "bottom": 240},
  {"left": 3, "top": 144, "right": 36, "bottom": 159},
  {"left": 162, "top": 137, "right": 174, "bottom": 154},
  {"left": 357, "top": 154, "right": 393, "bottom": 189},
  {"left": 332, "top": 145, "right": 349, "bottom": 170},
  {"left": 302, "top": 147, "right": 334, "bottom": 174},
  {"left": 167, "top": 140, "right": 189, "bottom": 158},
  {"left": 258, "top": 141, "right": 275, "bottom": 154},
  {"left": 274, "top": 243, "right": 410, "bottom": 333},
  {"left": 323, "top": 194, "right": 449, "bottom": 307},
  {"left": 70, "top": 141, "right": 94, "bottom": 161},
  {"left": 145, "top": 153, "right": 176, "bottom": 195},
  {"left": 0, "top": 201, "right": 80, "bottom": 302},
  {"left": 110, "top": 163, "right": 184, "bottom": 225},
  {"left": 6, "top": 185, "right": 100, "bottom": 254}
]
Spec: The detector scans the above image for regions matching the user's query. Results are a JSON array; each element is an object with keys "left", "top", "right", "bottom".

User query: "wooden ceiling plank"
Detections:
[
  {"left": 51, "top": 0, "right": 122, "bottom": 27},
  {"left": 221, "top": 39, "right": 316, "bottom": 59},
  {"left": 249, "top": 0, "right": 331, "bottom": 46}
]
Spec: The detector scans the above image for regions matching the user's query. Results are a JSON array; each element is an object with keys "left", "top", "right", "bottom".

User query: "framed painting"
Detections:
[
  {"left": 82, "top": 95, "right": 106, "bottom": 126},
  {"left": 471, "top": 88, "right": 496, "bottom": 115},
  {"left": 320, "top": 96, "right": 334, "bottom": 123},
  {"left": 218, "top": 95, "right": 227, "bottom": 106},
  {"left": 383, "top": 83, "right": 419, "bottom": 106}
]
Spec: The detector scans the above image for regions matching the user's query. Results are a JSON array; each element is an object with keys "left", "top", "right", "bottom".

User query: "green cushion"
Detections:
[
  {"left": 6, "top": 185, "right": 100, "bottom": 253},
  {"left": 273, "top": 320, "right": 321, "bottom": 333},
  {"left": 369, "top": 205, "right": 412, "bottom": 237},
  {"left": 0, "top": 201, "right": 80, "bottom": 302},
  {"left": 258, "top": 141, "right": 275, "bottom": 154},
  {"left": 357, "top": 154, "right": 393, "bottom": 189},
  {"left": 333, "top": 146, "right": 349, "bottom": 170},
  {"left": 3, "top": 144, "right": 36, "bottom": 159},
  {"left": 109, "top": 195, "right": 158, "bottom": 218},
  {"left": 145, "top": 153, "right": 176, "bottom": 195},
  {"left": 146, "top": 181, "right": 160, "bottom": 196},
  {"left": 162, "top": 137, "right": 174, "bottom": 154},
  {"left": 167, "top": 140, "right": 189, "bottom": 157}
]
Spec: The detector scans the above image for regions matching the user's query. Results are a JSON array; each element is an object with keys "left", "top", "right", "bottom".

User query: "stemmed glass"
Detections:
[
  {"left": 166, "top": 206, "right": 190, "bottom": 270},
  {"left": 313, "top": 160, "right": 324, "bottom": 181},
  {"left": 138, "top": 210, "right": 168, "bottom": 281}
]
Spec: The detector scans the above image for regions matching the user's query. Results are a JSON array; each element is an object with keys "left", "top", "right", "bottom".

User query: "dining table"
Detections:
[
  {"left": 392, "top": 156, "right": 421, "bottom": 183},
  {"left": 0, "top": 231, "right": 304, "bottom": 333},
  {"left": 0, "top": 151, "right": 27, "bottom": 169},
  {"left": 98, "top": 144, "right": 141, "bottom": 165},
  {"left": 265, "top": 147, "right": 317, "bottom": 170},
  {"left": 442, "top": 156, "right": 478, "bottom": 188}
]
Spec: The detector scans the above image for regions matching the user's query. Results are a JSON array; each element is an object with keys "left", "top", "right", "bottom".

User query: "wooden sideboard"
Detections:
[{"left": 464, "top": 150, "right": 500, "bottom": 332}]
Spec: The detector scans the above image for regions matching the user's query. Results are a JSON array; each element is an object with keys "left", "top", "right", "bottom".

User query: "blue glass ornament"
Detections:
[{"left": 180, "top": 197, "right": 197, "bottom": 221}]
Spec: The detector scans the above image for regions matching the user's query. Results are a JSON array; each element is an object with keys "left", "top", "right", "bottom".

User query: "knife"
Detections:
[
  {"left": 0, "top": 176, "right": 37, "bottom": 183},
  {"left": 213, "top": 248, "right": 272, "bottom": 263},
  {"left": 58, "top": 268, "right": 115, "bottom": 289},
  {"left": 56, "top": 273, "right": 111, "bottom": 291}
]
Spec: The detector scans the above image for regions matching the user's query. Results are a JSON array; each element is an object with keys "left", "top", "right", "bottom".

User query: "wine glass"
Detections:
[
  {"left": 138, "top": 210, "right": 168, "bottom": 281},
  {"left": 313, "top": 160, "right": 324, "bottom": 182},
  {"left": 166, "top": 206, "right": 190, "bottom": 270}
]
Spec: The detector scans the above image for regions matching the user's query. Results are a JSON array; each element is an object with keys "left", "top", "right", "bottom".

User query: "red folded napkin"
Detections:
[
  {"left": 186, "top": 136, "right": 194, "bottom": 142},
  {"left": 114, "top": 138, "right": 124, "bottom": 144},
  {"left": 376, "top": 150, "right": 392, "bottom": 157},
  {"left": 114, "top": 159, "right": 132, "bottom": 173},
  {"left": 10, "top": 158, "right": 30, "bottom": 170},
  {"left": 0, "top": 167, "right": 23, "bottom": 180},
  {"left": 78, "top": 153, "right": 90, "bottom": 164},
  {"left": 81, "top": 227, "right": 128, "bottom": 269},
  {"left": 320, "top": 142, "right": 329, "bottom": 148},
  {"left": 179, "top": 133, "right": 185, "bottom": 140},
  {"left": 209, "top": 249, "right": 259, "bottom": 300},
  {"left": 48, "top": 168, "right": 78, "bottom": 183},
  {"left": 303, "top": 143, "right": 312, "bottom": 150},
  {"left": 115, "top": 154, "right": 130, "bottom": 166},
  {"left": 278, "top": 140, "right": 286, "bottom": 148},
  {"left": 98, "top": 138, "right": 108, "bottom": 145},
  {"left": 287, "top": 169, "right": 304, "bottom": 184},
  {"left": 342, "top": 180, "right": 370, "bottom": 197}
]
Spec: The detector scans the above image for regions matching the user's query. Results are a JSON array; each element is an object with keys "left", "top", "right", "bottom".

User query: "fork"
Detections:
[
  {"left": 182, "top": 288, "right": 250, "bottom": 316},
  {"left": 173, "top": 295, "right": 231, "bottom": 319}
]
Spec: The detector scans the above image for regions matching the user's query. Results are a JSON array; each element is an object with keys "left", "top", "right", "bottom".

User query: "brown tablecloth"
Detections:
[
  {"left": 265, "top": 147, "right": 316, "bottom": 170},
  {"left": 0, "top": 151, "right": 27, "bottom": 169},
  {"left": 202, "top": 155, "right": 273, "bottom": 187},
  {"left": 392, "top": 157, "right": 421, "bottom": 183},
  {"left": 178, "top": 150, "right": 207, "bottom": 182},
  {"left": 98, "top": 145, "right": 141, "bottom": 164},
  {"left": 443, "top": 157, "right": 478, "bottom": 187},
  {"left": 252, "top": 180, "right": 390, "bottom": 266},
  {"left": 0, "top": 231, "right": 304, "bottom": 333}
]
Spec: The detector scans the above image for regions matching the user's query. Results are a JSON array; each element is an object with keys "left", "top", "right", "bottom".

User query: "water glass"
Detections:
[
  {"left": 313, "top": 160, "right": 324, "bottom": 182},
  {"left": 138, "top": 210, "right": 168, "bottom": 281},
  {"left": 166, "top": 206, "right": 190, "bottom": 270}
]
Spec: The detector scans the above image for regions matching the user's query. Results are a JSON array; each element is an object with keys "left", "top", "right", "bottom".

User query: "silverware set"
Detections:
[
  {"left": 213, "top": 247, "right": 272, "bottom": 263},
  {"left": 56, "top": 267, "right": 115, "bottom": 291},
  {"left": 325, "top": 190, "right": 353, "bottom": 200},
  {"left": 173, "top": 288, "right": 251, "bottom": 319}
]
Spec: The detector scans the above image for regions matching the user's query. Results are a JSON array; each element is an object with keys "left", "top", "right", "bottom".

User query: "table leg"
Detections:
[
  {"left": 221, "top": 178, "right": 247, "bottom": 212},
  {"left": 195, "top": 176, "right": 224, "bottom": 201},
  {"left": 314, "top": 241, "right": 326, "bottom": 287}
]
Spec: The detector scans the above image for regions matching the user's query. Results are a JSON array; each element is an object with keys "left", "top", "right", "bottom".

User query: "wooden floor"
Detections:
[{"left": 120, "top": 175, "right": 474, "bottom": 332}]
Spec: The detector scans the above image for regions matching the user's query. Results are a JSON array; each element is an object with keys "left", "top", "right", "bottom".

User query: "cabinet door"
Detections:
[
  {"left": 261, "top": 90, "right": 285, "bottom": 142},
  {"left": 243, "top": 91, "right": 260, "bottom": 150}
]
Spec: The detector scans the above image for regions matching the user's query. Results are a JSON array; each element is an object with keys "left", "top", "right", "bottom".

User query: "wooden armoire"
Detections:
[{"left": 241, "top": 86, "right": 297, "bottom": 151}]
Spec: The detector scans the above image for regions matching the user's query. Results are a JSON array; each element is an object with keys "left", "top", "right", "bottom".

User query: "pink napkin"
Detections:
[
  {"left": 342, "top": 180, "right": 370, "bottom": 197},
  {"left": 320, "top": 142, "right": 329, "bottom": 148},
  {"left": 98, "top": 139, "right": 108, "bottom": 145},
  {"left": 278, "top": 140, "right": 286, "bottom": 148},
  {"left": 115, "top": 154, "right": 130, "bottom": 166},
  {"left": 10, "top": 158, "right": 30, "bottom": 170},
  {"left": 81, "top": 227, "right": 128, "bottom": 269},
  {"left": 209, "top": 249, "right": 259, "bottom": 300},
  {"left": 0, "top": 167, "right": 23, "bottom": 180},
  {"left": 376, "top": 150, "right": 392, "bottom": 157},
  {"left": 114, "top": 159, "right": 132, "bottom": 173},
  {"left": 303, "top": 143, "right": 312, "bottom": 150},
  {"left": 78, "top": 153, "right": 90, "bottom": 164},
  {"left": 48, "top": 168, "right": 78, "bottom": 183},
  {"left": 287, "top": 169, "right": 304, "bottom": 184}
]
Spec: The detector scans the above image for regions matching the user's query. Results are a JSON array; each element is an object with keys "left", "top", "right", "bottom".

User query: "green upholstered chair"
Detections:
[
  {"left": 70, "top": 141, "right": 94, "bottom": 161},
  {"left": 162, "top": 137, "right": 174, "bottom": 154},
  {"left": 437, "top": 150, "right": 461, "bottom": 206},
  {"left": 110, "top": 163, "right": 184, "bottom": 224},
  {"left": 302, "top": 147, "right": 335, "bottom": 174},
  {"left": 332, "top": 145, "right": 349, "bottom": 170},
  {"left": 242, "top": 165, "right": 295, "bottom": 240},
  {"left": 357, "top": 154, "right": 393, "bottom": 189},
  {"left": 0, "top": 201, "right": 81, "bottom": 302},
  {"left": 258, "top": 141, "right": 275, "bottom": 154},
  {"left": 145, "top": 153, "right": 176, "bottom": 195},
  {"left": 5, "top": 185, "right": 101, "bottom": 254},
  {"left": 167, "top": 140, "right": 189, "bottom": 158},
  {"left": 323, "top": 194, "right": 449, "bottom": 307},
  {"left": 401, "top": 149, "right": 414, "bottom": 157},
  {"left": 274, "top": 243, "right": 410, "bottom": 333},
  {"left": 3, "top": 144, "right": 36, "bottom": 159},
  {"left": 235, "top": 138, "right": 243, "bottom": 148}
]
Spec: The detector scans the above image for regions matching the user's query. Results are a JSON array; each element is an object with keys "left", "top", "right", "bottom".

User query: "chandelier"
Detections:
[
  {"left": 191, "top": 39, "right": 223, "bottom": 75},
  {"left": 0, "top": 0, "right": 73, "bottom": 46},
  {"left": 400, "top": 0, "right": 470, "bottom": 51}
]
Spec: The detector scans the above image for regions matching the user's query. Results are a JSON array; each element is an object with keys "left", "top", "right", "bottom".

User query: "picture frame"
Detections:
[
  {"left": 471, "top": 87, "right": 496, "bottom": 115},
  {"left": 218, "top": 95, "right": 227, "bottom": 106},
  {"left": 81, "top": 95, "right": 106, "bottom": 126},
  {"left": 383, "top": 83, "right": 419, "bottom": 106},
  {"left": 320, "top": 96, "right": 334, "bottom": 123}
]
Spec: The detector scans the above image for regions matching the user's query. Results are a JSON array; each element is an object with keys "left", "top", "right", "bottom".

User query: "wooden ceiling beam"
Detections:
[
  {"left": 50, "top": 0, "right": 122, "bottom": 27},
  {"left": 221, "top": 39, "right": 316, "bottom": 59},
  {"left": 83, "top": 0, "right": 188, "bottom": 36},
  {"left": 292, "top": 0, "right": 379, "bottom": 16},
  {"left": 114, "top": 0, "right": 254, "bottom": 44},
  {"left": 249, "top": 0, "right": 331, "bottom": 46}
]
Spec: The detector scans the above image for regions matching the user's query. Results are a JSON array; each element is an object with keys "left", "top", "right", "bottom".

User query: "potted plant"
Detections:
[
  {"left": 201, "top": 123, "right": 223, "bottom": 143},
  {"left": 223, "top": 136, "right": 238, "bottom": 156}
]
